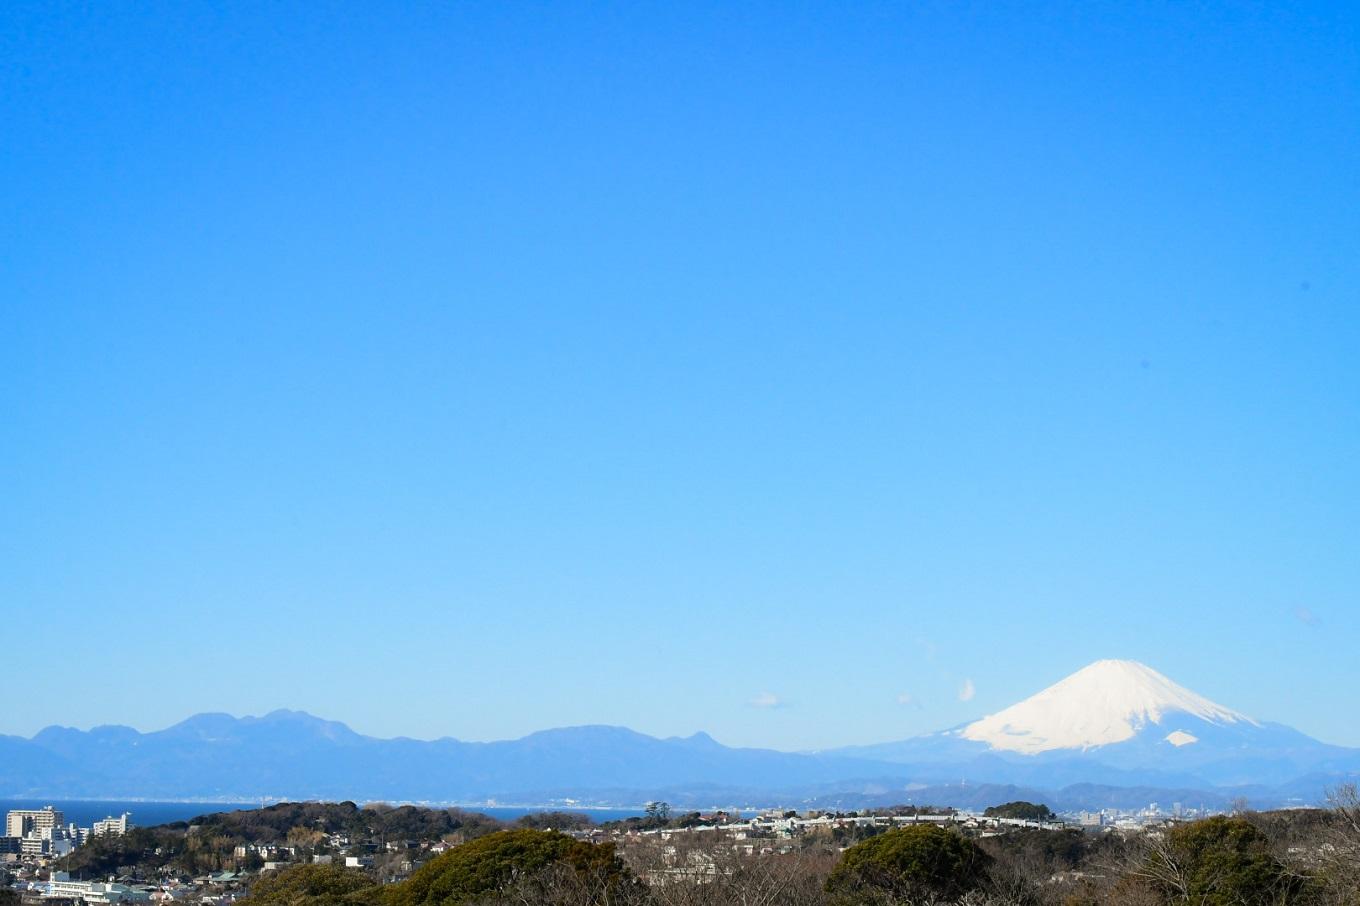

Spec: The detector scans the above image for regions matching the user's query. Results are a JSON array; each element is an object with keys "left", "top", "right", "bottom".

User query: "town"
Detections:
[
  {"left": 0, "top": 798, "right": 1241, "bottom": 905},
  {"left": 4, "top": 808, "right": 131, "bottom": 863}
]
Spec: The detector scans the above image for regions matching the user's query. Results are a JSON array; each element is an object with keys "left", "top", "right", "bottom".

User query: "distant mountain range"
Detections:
[{"left": 5, "top": 661, "right": 1356, "bottom": 812}]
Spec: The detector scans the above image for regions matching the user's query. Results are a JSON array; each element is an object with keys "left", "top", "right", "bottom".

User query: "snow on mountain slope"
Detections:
[{"left": 957, "top": 659, "right": 1257, "bottom": 754}]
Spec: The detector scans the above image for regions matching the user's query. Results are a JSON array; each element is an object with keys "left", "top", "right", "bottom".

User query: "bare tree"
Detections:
[
  {"left": 1317, "top": 783, "right": 1360, "bottom": 902},
  {"left": 1120, "top": 829, "right": 1189, "bottom": 903},
  {"left": 625, "top": 836, "right": 834, "bottom": 906}
]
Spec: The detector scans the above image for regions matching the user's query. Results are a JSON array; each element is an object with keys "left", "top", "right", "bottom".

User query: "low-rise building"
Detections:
[{"left": 46, "top": 873, "right": 152, "bottom": 904}]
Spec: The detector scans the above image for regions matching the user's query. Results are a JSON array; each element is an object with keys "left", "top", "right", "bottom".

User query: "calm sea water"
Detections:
[
  {"left": 0, "top": 800, "right": 646, "bottom": 828},
  {"left": 0, "top": 800, "right": 253, "bottom": 828}
]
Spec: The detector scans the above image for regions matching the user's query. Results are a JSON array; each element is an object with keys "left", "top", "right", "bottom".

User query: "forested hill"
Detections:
[{"left": 58, "top": 802, "right": 510, "bottom": 878}]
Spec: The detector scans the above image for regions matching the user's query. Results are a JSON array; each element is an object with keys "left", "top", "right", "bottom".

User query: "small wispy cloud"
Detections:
[
  {"left": 748, "top": 691, "right": 784, "bottom": 710},
  {"left": 896, "top": 692, "right": 921, "bottom": 708},
  {"left": 1294, "top": 606, "right": 1320, "bottom": 627},
  {"left": 958, "top": 678, "right": 976, "bottom": 702}
]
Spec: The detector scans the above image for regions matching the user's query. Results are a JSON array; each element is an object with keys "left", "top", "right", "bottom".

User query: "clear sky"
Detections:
[{"left": 3, "top": 2, "right": 1357, "bottom": 751}]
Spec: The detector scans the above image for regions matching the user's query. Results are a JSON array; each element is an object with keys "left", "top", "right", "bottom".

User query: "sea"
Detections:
[{"left": 0, "top": 800, "right": 647, "bottom": 828}]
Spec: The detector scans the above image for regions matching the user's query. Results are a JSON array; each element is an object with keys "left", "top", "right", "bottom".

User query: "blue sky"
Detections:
[{"left": 3, "top": 1, "right": 1357, "bottom": 750}]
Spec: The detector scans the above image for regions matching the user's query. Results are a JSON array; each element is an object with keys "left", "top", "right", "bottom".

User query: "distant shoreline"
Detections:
[
  {"left": 1, "top": 796, "right": 650, "bottom": 809},
  {"left": 0, "top": 798, "right": 652, "bottom": 827}
]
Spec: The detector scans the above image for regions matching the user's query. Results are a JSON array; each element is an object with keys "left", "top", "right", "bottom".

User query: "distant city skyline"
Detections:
[{"left": 3, "top": 2, "right": 1357, "bottom": 751}]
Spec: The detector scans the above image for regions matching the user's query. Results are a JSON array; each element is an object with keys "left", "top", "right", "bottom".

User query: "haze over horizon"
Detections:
[
  {"left": 4, "top": 2, "right": 1357, "bottom": 752},
  {"left": 0, "top": 657, "right": 1320, "bottom": 752},
  {"left": 6, "top": 653, "right": 1354, "bottom": 754}
]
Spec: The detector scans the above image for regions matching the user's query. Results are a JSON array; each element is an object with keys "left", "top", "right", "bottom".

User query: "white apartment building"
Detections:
[
  {"left": 6, "top": 806, "right": 65, "bottom": 838},
  {"left": 18, "top": 825, "right": 78, "bottom": 857},
  {"left": 93, "top": 813, "right": 132, "bottom": 836}
]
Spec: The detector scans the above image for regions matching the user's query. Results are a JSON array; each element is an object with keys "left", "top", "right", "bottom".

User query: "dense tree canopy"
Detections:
[
  {"left": 825, "top": 824, "right": 990, "bottom": 903},
  {"left": 1141, "top": 816, "right": 1315, "bottom": 906},
  {"left": 513, "top": 811, "right": 596, "bottom": 832},
  {"left": 245, "top": 864, "right": 379, "bottom": 906},
  {"left": 983, "top": 801, "right": 1056, "bottom": 822},
  {"left": 385, "top": 829, "right": 630, "bottom": 906}
]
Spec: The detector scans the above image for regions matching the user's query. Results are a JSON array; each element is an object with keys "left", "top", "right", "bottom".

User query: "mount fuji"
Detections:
[
  {"left": 958, "top": 659, "right": 1255, "bottom": 754},
  {"left": 831, "top": 659, "right": 1358, "bottom": 790},
  {"left": 3, "top": 660, "right": 1355, "bottom": 809}
]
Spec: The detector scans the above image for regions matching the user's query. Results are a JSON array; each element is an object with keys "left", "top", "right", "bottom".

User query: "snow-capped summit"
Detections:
[
  {"left": 828, "top": 658, "right": 1352, "bottom": 792},
  {"left": 956, "top": 659, "right": 1257, "bottom": 754}
]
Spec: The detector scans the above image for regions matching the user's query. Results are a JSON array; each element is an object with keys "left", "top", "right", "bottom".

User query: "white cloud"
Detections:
[
  {"left": 958, "top": 678, "right": 976, "bottom": 702},
  {"left": 896, "top": 692, "right": 919, "bottom": 707},
  {"left": 1295, "top": 606, "right": 1320, "bottom": 626},
  {"left": 749, "top": 691, "right": 783, "bottom": 709}
]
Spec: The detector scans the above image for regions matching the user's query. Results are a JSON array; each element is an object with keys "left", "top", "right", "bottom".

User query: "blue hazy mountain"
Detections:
[
  {"left": 8, "top": 711, "right": 897, "bottom": 802},
  {"left": 6, "top": 662, "right": 1356, "bottom": 808}
]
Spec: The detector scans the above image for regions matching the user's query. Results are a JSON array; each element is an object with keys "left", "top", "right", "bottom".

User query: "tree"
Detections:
[
  {"left": 385, "top": 829, "right": 631, "bottom": 906},
  {"left": 825, "top": 824, "right": 990, "bottom": 903},
  {"left": 243, "top": 863, "right": 379, "bottom": 906},
  {"left": 983, "top": 801, "right": 1056, "bottom": 822},
  {"left": 515, "top": 812, "right": 595, "bottom": 832},
  {"left": 645, "top": 802, "right": 672, "bottom": 824},
  {"left": 1131, "top": 816, "right": 1314, "bottom": 906},
  {"left": 633, "top": 836, "right": 837, "bottom": 906},
  {"left": 1318, "top": 784, "right": 1360, "bottom": 901}
]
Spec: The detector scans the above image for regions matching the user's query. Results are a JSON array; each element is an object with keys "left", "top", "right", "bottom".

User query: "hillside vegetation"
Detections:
[
  {"left": 51, "top": 788, "right": 1360, "bottom": 906},
  {"left": 59, "top": 801, "right": 506, "bottom": 877}
]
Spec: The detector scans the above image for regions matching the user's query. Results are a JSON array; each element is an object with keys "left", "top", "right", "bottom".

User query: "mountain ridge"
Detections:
[{"left": 7, "top": 661, "right": 1358, "bottom": 809}]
